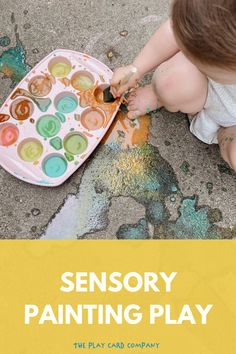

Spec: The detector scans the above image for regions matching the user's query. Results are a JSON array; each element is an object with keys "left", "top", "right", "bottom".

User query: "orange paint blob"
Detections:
[
  {"left": 81, "top": 108, "right": 105, "bottom": 130},
  {"left": 59, "top": 77, "right": 70, "bottom": 87},
  {"left": 77, "top": 83, "right": 120, "bottom": 128},
  {"left": 0, "top": 114, "right": 10, "bottom": 123},
  {"left": 10, "top": 98, "right": 34, "bottom": 120},
  {"left": 102, "top": 111, "right": 150, "bottom": 148},
  {"left": 28, "top": 75, "right": 52, "bottom": 97}
]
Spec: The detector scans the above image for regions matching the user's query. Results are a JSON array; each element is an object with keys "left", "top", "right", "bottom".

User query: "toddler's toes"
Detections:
[
  {"left": 127, "top": 110, "right": 141, "bottom": 120},
  {"left": 127, "top": 102, "right": 137, "bottom": 111},
  {"left": 128, "top": 91, "right": 137, "bottom": 99}
]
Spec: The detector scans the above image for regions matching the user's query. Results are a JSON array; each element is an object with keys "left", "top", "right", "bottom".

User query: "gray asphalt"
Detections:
[{"left": 0, "top": 0, "right": 235, "bottom": 239}]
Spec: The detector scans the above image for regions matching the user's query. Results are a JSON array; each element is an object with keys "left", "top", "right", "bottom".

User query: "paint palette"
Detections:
[{"left": 0, "top": 49, "right": 120, "bottom": 186}]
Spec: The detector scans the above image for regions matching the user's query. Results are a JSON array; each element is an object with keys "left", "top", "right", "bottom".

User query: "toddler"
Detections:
[{"left": 111, "top": 0, "right": 236, "bottom": 172}]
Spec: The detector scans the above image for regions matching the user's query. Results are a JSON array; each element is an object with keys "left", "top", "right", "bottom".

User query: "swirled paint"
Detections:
[
  {"left": 64, "top": 133, "right": 88, "bottom": 155},
  {"left": 0, "top": 123, "right": 19, "bottom": 146},
  {"left": 18, "top": 138, "right": 43, "bottom": 162},
  {"left": 28, "top": 75, "right": 52, "bottom": 97},
  {"left": 43, "top": 155, "right": 67, "bottom": 178},
  {"left": 71, "top": 71, "right": 94, "bottom": 91},
  {"left": 55, "top": 112, "right": 66, "bottom": 123},
  {"left": 55, "top": 95, "right": 78, "bottom": 114},
  {"left": 11, "top": 88, "right": 52, "bottom": 112},
  {"left": 0, "top": 114, "right": 10, "bottom": 123},
  {"left": 49, "top": 57, "right": 71, "bottom": 78},
  {"left": 81, "top": 108, "right": 105, "bottom": 130},
  {"left": 36, "top": 115, "right": 61, "bottom": 138},
  {"left": 10, "top": 98, "right": 34, "bottom": 120}
]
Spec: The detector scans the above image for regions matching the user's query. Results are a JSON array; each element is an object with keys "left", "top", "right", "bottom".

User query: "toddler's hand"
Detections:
[{"left": 110, "top": 65, "right": 140, "bottom": 98}]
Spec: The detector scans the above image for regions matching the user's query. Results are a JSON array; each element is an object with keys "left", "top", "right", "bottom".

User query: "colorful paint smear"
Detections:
[
  {"left": 11, "top": 88, "right": 52, "bottom": 112},
  {"left": 0, "top": 15, "right": 31, "bottom": 86},
  {"left": 43, "top": 111, "right": 235, "bottom": 240}
]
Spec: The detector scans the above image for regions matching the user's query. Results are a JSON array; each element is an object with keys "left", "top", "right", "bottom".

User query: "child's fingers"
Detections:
[
  {"left": 128, "top": 104, "right": 136, "bottom": 111},
  {"left": 128, "top": 92, "right": 137, "bottom": 99},
  {"left": 127, "top": 110, "right": 140, "bottom": 120},
  {"left": 110, "top": 86, "right": 117, "bottom": 98},
  {"left": 116, "top": 84, "right": 130, "bottom": 97},
  {"left": 110, "top": 69, "right": 124, "bottom": 86}
]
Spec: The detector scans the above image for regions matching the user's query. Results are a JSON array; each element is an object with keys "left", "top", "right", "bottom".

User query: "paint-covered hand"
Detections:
[{"left": 110, "top": 65, "right": 140, "bottom": 98}]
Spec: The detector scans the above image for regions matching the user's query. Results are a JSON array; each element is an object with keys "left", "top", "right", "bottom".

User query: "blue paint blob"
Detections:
[
  {"left": 55, "top": 112, "right": 66, "bottom": 123},
  {"left": 146, "top": 201, "right": 164, "bottom": 224},
  {"left": 55, "top": 95, "right": 78, "bottom": 114},
  {"left": 43, "top": 155, "right": 67, "bottom": 178},
  {"left": 171, "top": 185, "right": 178, "bottom": 193},
  {"left": 167, "top": 197, "right": 220, "bottom": 239},
  {"left": 117, "top": 219, "right": 150, "bottom": 240}
]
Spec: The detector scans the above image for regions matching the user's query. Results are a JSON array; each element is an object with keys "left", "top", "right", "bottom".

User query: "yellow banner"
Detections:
[{"left": 0, "top": 241, "right": 236, "bottom": 354}]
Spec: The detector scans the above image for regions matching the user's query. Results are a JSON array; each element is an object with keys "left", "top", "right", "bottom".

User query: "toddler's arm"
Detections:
[{"left": 111, "top": 19, "right": 179, "bottom": 97}]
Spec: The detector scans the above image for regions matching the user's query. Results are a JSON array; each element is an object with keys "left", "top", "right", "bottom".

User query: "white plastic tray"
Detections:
[{"left": 0, "top": 49, "right": 120, "bottom": 186}]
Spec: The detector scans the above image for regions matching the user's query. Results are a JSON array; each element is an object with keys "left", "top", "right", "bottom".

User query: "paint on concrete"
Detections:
[
  {"left": 0, "top": 13, "right": 31, "bottom": 87},
  {"left": 117, "top": 218, "right": 150, "bottom": 239},
  {"left": 43, "top": 111, "right": 234, "bottom": 240}
]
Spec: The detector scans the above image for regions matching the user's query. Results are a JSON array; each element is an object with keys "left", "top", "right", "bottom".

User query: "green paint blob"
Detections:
[
  {"left": 36, "top": 115, "right": 61, "bottom": 138},
  {"left": 50, "top": 137, "right": 62, "bottom": 150},
  {"left": 56, "top": 96, "right": 77, "bottom": 113},
  {"left": 65, "top": 152, "right": 74, "bottom": 162},
  {"left": 0, "top": 36, "right": 11, "bottom": 47},
  {"left": 43, "top": 155, "right": 67, "bottom": 178},
  {"left": 180, "top": 161, "right": 190, "bottom": 173},
  {"left": 64, "top": 133, "right": 88, "bottom": 155},
  {"left": 55, "top": 112, "right": 66, "bottom": 123},
  {"left": 18, "top": 139, "right": 43, "bottom": 162},
  {"left": 167, "top": 197, "right": 220, "bottom": 239},
  {"left": 0, "top": 42, "right": 31, "bottom": 86}
]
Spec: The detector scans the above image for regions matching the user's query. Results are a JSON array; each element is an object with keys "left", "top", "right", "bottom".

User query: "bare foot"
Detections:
[{"left": 127, "top": 84, "right": 161, "bottom": 119}]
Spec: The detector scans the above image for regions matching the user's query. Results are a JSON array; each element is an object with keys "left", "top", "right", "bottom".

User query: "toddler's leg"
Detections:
[
  {"left": 218, "top": 126, "right": 236, "bottom": 172},
  {"left": 127, "top": 52, "right": 208, "bottom": 119}
]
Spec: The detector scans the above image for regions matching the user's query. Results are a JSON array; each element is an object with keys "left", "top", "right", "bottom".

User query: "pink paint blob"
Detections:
[{"left": 0, "top": 123, "right": 19, "bottom": 146}]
